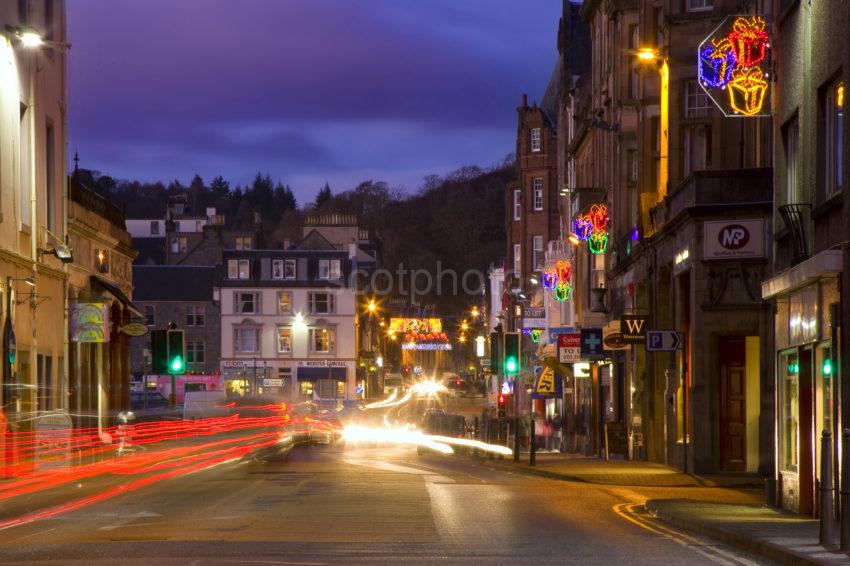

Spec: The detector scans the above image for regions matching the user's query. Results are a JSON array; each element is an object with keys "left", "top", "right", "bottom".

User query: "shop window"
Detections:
[
  {"left": 300, "top": 380, "right": 314, "bottom": 397},
  {"left": 780, "top": 351, "right": 799, "bottom": 472}
]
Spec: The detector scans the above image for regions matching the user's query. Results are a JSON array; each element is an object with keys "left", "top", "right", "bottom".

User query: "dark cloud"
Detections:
[{"left": 68, "top": 0, "right": 559, "bottom": 199}]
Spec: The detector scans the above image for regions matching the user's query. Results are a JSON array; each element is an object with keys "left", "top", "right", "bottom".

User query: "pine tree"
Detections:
[{"left": 314, "top": 183, "right": 333, "bottom": 209}]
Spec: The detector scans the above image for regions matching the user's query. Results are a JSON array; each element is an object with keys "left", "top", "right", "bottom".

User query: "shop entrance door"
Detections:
[{"left": 719, "top": 337, "right": 746, "bottom": 471}]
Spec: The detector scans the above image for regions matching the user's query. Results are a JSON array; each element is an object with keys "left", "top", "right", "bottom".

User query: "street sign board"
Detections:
[
  {"left": 547, "top": 326, "right": 573, "bottom": 344},
  {"left": 580, "top": 328, "right": 604, "bottom": 359},
  {"left": 531, "top": 366, "right": 562, "bottom": 399},
  {"left": 620, "top": 315, "right": 648, "bottom": 343},
  {"left": 263, "top": 378, "right": 284, "bottom": 387},
  {"left": 558, "top": 332, "right": 581, "bottom": 363},
  {"left": 646, "top": 330, "right": 681, "bottom": 352},
  {"left": 522, "top": 307, "right": 547, "bottom": 329},
  {"left": 703, "top": 219, "right": 764, "bottom": 260}
]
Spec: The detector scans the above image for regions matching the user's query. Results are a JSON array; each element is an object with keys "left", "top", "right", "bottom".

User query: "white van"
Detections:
[{"left": 183, "top": 390, "right": 228, "bottom": 420}]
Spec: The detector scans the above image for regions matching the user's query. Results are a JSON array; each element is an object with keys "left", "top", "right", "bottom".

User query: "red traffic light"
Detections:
[{"left": 498, "top": 394, "right": 506, "bottom": 407}]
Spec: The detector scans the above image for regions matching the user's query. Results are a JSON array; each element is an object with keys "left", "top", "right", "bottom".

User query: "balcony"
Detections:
[
  {"left": 650, "top": 168, "right": 772, "bottom": 229},
  {"left": 778, "top": 204, "right": 812, "bottom": 264}
]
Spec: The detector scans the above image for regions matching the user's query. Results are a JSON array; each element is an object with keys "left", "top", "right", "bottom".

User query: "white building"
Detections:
[{"left": 218, "top": 239, "right": 357, "bottom": 404}]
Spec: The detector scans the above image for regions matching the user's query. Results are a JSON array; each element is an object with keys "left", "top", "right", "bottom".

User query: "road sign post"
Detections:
[{"left": 646, "top": 330, "right": 682, "bottom": 352}]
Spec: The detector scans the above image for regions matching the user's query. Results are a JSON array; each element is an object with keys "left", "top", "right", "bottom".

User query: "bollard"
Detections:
[
  {"left": 513, "top": 417, "right": 520, "bottom": 463},
  {"left": 530, "top": 419, "right": 537, "bottom": 466},
  {"left": 842, "top": 429, "right": 850, "bottom": 550},
  {"left": 820, "top": 429, "right": 834, "bottom": 546}
]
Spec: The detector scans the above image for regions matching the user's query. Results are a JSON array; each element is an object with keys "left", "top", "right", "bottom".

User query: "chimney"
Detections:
[{"left": 521, "top": 94, "right": 528, "bottom": 107}]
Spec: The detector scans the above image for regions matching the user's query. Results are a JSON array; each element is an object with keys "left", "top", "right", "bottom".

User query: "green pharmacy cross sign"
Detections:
[{"left": 698, "top": 15, "right": 771, "bottom": 117}]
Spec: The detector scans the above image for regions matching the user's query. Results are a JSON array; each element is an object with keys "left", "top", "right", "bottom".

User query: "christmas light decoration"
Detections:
[
  {"left": 556, "top": 260, "right": 572, "bottom": 283},
  {"left": 588, "top": 230, "right": 608, "bottom": 255},
  {"left": 728, "top": 67, "right": 768, "bottom": 116},
  {"left": 542, "top": 268, "right": 558, "bottom": 291},
  {"left": 698, "top": 38, "right": 737, "bottom": 89},
  {"left": 573, "top": 215, "right": 593, "bottom": 241},
  {"left": 588, "top": 204, "right": 609, "bottom": 232},
  {"left": 631, "top": 224, "right": 640, "bottom": 241},
  {"left": 554, "top": 281, "right": 572, "bottom": 302},
  {"left": 530, "top": 329, "right": 542, "bottom": 343},
  {"left": 728, "top": 16, "right": 768, "bottom": 68},
  {"left": 697, "top": 15, "right": 770, "bottom": 117}
]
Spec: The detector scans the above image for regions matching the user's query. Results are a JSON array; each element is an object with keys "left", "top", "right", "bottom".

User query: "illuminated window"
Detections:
[
  {"left": 170, "top": 236, "right": 187, "bottom": 253},
  {"left": 824, "top": 80, "right": 844, "bottom": 197},
  {"left": 532, "top": 178, "right": 544, "bottom": 210},
  {"left": 235, "top": 236, "right": 252, "bottom": 250},
  {"left": 300, "top": 380, "right": 314, "bottom": 397},
  {"left": 530, "top": 128, "right": 541, "bottom": 152},
  {"left": 780, "top": 350, "right": 799, "bottom": 472},
  {"left": 318, "top": 259, "right": 341, "bottom": 279},
  {"left": 513, "top": 190, "right": 521, "bottom": 221},
  {"left": 238, "top": 259, "right": 250, "bottom": 279},
  {"left": 310, "top": 327, "right": 336, "bottom": 353},
  {"left": 277, "top": 327, "right": 292, "bottom": 354},
  {"left": 277, "top": 291, "right": 292, "bottom": 314}
]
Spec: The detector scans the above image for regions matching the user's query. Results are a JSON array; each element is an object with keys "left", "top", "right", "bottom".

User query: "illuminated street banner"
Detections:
[
  {"left": 698, "top": 15, "right": 770, "bottom": 117},
  {"left": 71, "top": 303, "right": 109, "bottom": 343},
  {"left": 388, "top": 317, "right": 443, "bottom": 334}
]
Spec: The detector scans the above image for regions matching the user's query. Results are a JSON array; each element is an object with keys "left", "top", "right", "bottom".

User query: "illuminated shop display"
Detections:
[{"left": 698, "top": 15, "right": 770, "bottom": 117}]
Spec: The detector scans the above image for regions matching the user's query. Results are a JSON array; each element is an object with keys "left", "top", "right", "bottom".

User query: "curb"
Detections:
[{"left": 645, "top": 500, "right": 836, "bottom": 566}]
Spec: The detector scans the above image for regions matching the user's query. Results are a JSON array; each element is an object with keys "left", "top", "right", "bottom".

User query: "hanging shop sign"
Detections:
[
  {"left": 698, "top": 15, "right": 771, "bottom": 117},
  {"left": 620, "top": 315, "right": 648, "bottom": 344},
  {"left": 119, "top": 322, "right": 149, "bottom": 337},
  {"left": 70, "top": 303, "right": 110, "bottom": 343},
  {"left": 703, "top": 219, "right": 764, "bottom": 259},
  {"left": 580, "top": 328, "right": 604, "bottom": 359},
  {"left": 531, "top": 366, "right": 563, "bottom": 399},
  {"left": 603, "top": 321, "right": 629, "bottom": 350},
  {"left": 558, "top": 332, "right": 581, "bottom": 363}
]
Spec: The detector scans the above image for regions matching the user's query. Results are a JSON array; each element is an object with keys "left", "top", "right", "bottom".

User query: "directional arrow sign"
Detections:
[{"left": 646, "top": 330, "right": 681, "bottom": 352}]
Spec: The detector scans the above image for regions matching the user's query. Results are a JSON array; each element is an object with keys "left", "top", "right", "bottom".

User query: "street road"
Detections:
[{"left": 0, "top": 442, "right": 769, "bottom": 565}]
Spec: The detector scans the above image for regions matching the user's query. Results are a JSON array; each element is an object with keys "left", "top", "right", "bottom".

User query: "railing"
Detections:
[
  {"left": 778, "top": 203, "right": 812, "bottom": 264},
  {"left": 304, "top": 214, "right": 358, "bottom": 227},
  {"left": 69, "top": 179, "right": 126, "bottom": 229}
]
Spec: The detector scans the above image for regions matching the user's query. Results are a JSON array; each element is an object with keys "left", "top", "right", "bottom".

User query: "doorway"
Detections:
[
  {"left": 719, "top": 337, "right": 746, "bottom": 471},
  {"left": 798, "top": 348, "right": 814, "bottom": 515}
]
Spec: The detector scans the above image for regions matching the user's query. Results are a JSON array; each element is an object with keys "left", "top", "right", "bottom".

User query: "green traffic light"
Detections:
[
  {"left": 505, "top": 357, "right": 518, "bottom": 374},
  {"left": 823, "top": 358, "right": 832, "bottom": 376},
  {"left": 170, "top": 357, "right": 184, "bottom": 373}
]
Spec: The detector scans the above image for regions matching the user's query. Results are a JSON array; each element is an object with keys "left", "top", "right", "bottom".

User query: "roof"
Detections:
[
  {"left": 291, "top": 229, "right": 339, "bottom": 251},
  {"left": 540, "top": 59, "right": 561, "bottom": 127},
  {"left": 133, "top": 265, "right": 217, "bottom": 301}
]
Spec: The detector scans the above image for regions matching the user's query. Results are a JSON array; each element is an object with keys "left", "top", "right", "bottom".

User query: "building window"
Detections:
[
  {"left": 227, "top": 259, "right": 251, "bottom": 279},
  {"left": 170, "top": 236, "right": 187, "bottom": 253},
  {"left": 513, "top": 244, "right": 521, "bottom": 277},
  {"left": 319, "top": 258, "right": 342, "bottom": 279},
  {"left": 780, "top": 350, "right": 799, "bottom": 472},
  {"left": 824, "top": 79, "right": 845, "bottom": 197},
  {"left": 234, "top": 327, "right": 260, "bottom": 354},
  {"left": 277, "top": 327, "right": 292, "bottom": 354},
  {"left": 144, "top": 305, "right": 155, "bottom": 327},
  {"left": 784, "top": 117, "right": 799, "bottom": 204},
  {"left": 239, "top": 259, "right": 250, "bottom": 279},
  {"left": 277, "top": 291, "right": 292, "bottom": 314},
  {"left": 683, "top": 125, "right": 712, "bottom": 176},
  {"left": 513, "top": 190, "right": 521, "bottom": 221},
  {"left": 185, "top": 305, "right": 205, "bottom": 326},
  {"left": 684, "top": 80, "right": 711, "bottom": 118},
  {"left": 532, "top": 235, "right": 544, "bottom": 271},
  {"left": 235, "top": 236, "right": 252, "bottom": 250},
  {"left": 235, "top": 292, "right": 260, "bottom": 314},
  {"left": 187, "top": 341, "right": 205, "bottom": 364},
  {"left": 687, "top": 0, "right": 712, "bottom": 11},
  {"left": 272, "top": 259, "right": 284, "bottom": 279},
  {"left": 150, "top": 221, "right": 160, "bottom": 235},
  {"left": 532, "top": 178, "right": 544, "bottom": 211},
  {"left": 309, "top": 292, "right": 335, "bottom": 314},
  {"left": 591, "top": 250, "right": 605, "bottom": 289},
  {"left": 629, "top": 24, "right": 639, "bottom": 99},
  {"left": 285, "top": 259, "right": 296, "bottom": 279},
  {"left": 530, "top": 128, "right": 541, "bottom": 152},
  {"left": 309, "top": 327, "right": 335, "bottom": 353},
  {"left": 45, "top": 122, "right": 55, "bottom": 231}
]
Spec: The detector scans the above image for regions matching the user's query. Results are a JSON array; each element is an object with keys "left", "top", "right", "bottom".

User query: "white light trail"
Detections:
[{"left": 342, "top": 424, "right": 512, "bottom": 457}]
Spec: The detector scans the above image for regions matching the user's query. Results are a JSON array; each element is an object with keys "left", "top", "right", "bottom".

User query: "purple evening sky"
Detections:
[{"left": 68, "top": 1, "right": 560, "bottom": 203}]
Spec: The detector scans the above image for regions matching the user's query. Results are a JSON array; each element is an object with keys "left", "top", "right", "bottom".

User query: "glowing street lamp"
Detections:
[
  {"left": 470, "top": 307, "right": 480, "bottom": 319},
  {"left": 367, "top": 299, "right": 377, "bottom": 314},
  {"left": 636, "top": 47, "right": 658, "bottom": 61},
  {"left": 461, "top": 320, "right": 469, "bottom": 331}
]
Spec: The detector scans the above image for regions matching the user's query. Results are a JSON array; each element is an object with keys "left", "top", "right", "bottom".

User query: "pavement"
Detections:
[{"left": 485, "top": 451, "right": 850, "bottom": 565}]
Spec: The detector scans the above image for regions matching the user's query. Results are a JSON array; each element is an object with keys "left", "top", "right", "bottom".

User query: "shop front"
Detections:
[
  {"left": 763, "top": 261, "right": 840, "bottom": 515},
  {"left": 296, "top": 361, "right": 348, "bottom": 405}
]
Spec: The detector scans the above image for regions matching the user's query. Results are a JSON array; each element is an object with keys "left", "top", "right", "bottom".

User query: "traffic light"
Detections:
[
  {"left": 166, "top": 329, "right": 185, "bottom": 375},
  {"left": 497, "top": 393, "right": 507, "bottom": 419},
  {"left": 151, "top": 329, "right": 167, "bottom": 374},
  {"left": 503, "top": 332, "right": 520, "bottom": 375},
  {"left": 490, "top": 331, "right": 501, "bottom": 374}
]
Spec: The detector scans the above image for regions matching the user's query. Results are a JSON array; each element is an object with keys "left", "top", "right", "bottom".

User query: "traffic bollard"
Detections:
[
  {"left": 530, "top": 419, "right": 536, "bottom": 466},
  {"left": 820, "top": 429, "right": 834, "bottom": 546},
  {"left": 841, "top": 429, "right": 850, "bottom": 551}
]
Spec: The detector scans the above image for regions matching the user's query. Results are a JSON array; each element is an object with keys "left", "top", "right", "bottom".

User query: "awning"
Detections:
[
  {"left": 91, "top": 276, "right": 144, "bottom": 318},
  {"left": 297, "top": 367, "right": 346, "bottom": 381}
]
